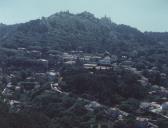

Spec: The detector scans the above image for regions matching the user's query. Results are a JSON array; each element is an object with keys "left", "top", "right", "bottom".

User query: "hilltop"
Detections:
[{"left": 0, "top": 11, "right": 160, "bottom": 54}]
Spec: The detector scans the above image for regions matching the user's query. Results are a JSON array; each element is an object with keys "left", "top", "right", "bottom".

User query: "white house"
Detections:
[{"left": 161, "top": 102, "right": 168, "bottom": 111}]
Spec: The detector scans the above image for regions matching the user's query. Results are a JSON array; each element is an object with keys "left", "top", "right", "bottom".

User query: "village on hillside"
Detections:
[{"left": 0, "top": 46, "right": 168, "bottom": 128}]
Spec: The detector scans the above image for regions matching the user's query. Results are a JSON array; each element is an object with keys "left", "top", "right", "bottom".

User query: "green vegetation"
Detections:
[{"left": 0, "top": 11, "right": 168, "bottom": 128}]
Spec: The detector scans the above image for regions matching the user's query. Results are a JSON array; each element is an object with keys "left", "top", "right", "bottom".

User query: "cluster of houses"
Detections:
[
  {"left": 149, "top": 85, "right": 168, "bottom": 101},
  {"left": 16, "top": 47, "right": 122, "bottom": 70},
  {"left": 84, "top": 100, "right": 161, "bottom": 128},
  {"left": 1, "top": 69, "right": 61, "bottom": 111},
  {"left": 1, "top": 47, "right": 168, "bottom": 128},
  {"left": 16, "top": 47, "right": 139, "bottom": 73},
  {"left": 140, "top": 101, "right": 168, "bottom": 122}
]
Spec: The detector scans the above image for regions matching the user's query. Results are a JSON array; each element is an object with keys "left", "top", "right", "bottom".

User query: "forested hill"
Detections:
[
  {"left": 0, "top": 11, "right": 161, "bottom": 54},
  {"left": 145, "top": 32, "right": 168, "bottom": 45}
]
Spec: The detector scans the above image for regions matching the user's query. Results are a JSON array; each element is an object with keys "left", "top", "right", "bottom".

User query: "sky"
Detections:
[{"left": 0, "top": 0, "right": 167, "bottom": 32}]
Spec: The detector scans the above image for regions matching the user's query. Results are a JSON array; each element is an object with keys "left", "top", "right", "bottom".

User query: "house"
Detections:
[
  {"left": 90, "top": 56, "right": 102, "bottom": 63},
  {"left": 15, "top": 86, "right": 21, "bottom": 91},
  {"left": 121, "top": 60, "right": 134, "bottom": 66},
  {"left": 47, "top": 71, "right": 57, "bottom": 82},
  {"left": 15, "top": 86, "right": 21, "bottom": 95},
  {"left": 84, "top": 63, "right": 97, "bottom": 69},
  {"left": 98, "top": 51, "right": 113, "bottom": 66},
  {"left": 17, "top": 48, "right": 26, "bottom": 51},
  {"left": 37, "top": 59, "right": 48, "bottom": 65},
  {"left": 25, "top": 77, "right": 36, "bottom": 82},
  {"left": 80, "top": 54, "right": 101, "bottom": 63},
  {"left": 140, "top": 102, "right": 162, "bottom": 113},
  {"left": 98, "top": 55, "right": 112, "bottom": 66},
  {"left": 62, "top": 52, "right": 77, "bottom": 62},
  {"left": 161, "top": 102, "right": 168, "bottom": 111},
  {"left": 30, "top": 50, "right": 42, "bottom": 58},
  {"left": 36, "top": 59, "right": 48, "bottom": 71},
  {"left": 47, "top": 50, "right": 62, "bottom": 55},
  {"left": 83, "top": 55, "right": 92, "bottom": 62},
  {"left": 17, "top": 48, "right": 28, "bottom": 55},
  {"left": 85, "top": 101, "right": 101, "bottom": 112},
  {"left": 70, "top": 50, "right": 83, "bottom": 54},
  {"left": 64, "top": 60, "right": 76, "bottom": 65},
  {"left": 121, "top": 55, "right": 128, "bottom": 60}
]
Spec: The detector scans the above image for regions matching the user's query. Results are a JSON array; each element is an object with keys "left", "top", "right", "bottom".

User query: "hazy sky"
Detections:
[{"left": 0, "top": 0, "right": 167, "bottom": 32}]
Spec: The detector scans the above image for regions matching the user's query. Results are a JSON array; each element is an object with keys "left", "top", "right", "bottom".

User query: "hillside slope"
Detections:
[{"left": 0, "top": 11, "right": 158, "bottom": 54}]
